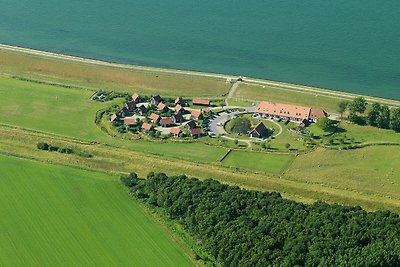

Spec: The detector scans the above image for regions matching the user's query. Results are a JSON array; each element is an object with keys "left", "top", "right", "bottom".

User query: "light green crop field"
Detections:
[
  {"left": 0, "top": 155, "right": 193, "bottom": 267},
  {"left": 233, "top": 84, "right": 342, "bottom": 113},
  {"left": 0, "top": 50, "right": 230, "bottom": 97},
  {"left": 222, "top": 150, "right": 295, "bottom": 174}
]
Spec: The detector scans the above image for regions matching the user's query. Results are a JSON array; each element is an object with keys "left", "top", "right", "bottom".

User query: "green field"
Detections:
[
  {"left": 0, "top": 155, "right": 193, "bottom": 266},
  {"left": 0, "top": 50, "right": 230, "bottom": 97},
  {"left": 222, "top": 150, "right": 295, "bottom": 174}
]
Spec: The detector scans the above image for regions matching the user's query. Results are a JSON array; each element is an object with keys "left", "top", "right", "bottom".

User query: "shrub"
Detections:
[
  {"left": 58, "top": 147, "right": 73, "bottom": 154},
  {"left": 37, "top": 142, "right": 50, "bottom": 150}
]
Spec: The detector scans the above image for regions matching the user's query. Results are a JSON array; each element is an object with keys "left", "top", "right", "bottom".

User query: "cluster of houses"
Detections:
[{"left": 110, "top": 93, "right": 212, "bottom": 138}]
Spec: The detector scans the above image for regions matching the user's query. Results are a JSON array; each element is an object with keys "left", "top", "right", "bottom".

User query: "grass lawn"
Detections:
[
  {"left": 0, "top": 50, "right": 230, "bottom": 97},
  {"left": 338, "top": 121, "right": 400, "bottom": 144},
  {"left": 287, "top": 147, "right": 400, "bottom": 200},
  {"left": 0, "top": 155, "right": 193, "bottom": 267},
  {"left": 233, "top": 84, "right": 342, "bottom": 113},
  {"left": 221, "top": 150, "right": 295, "bottom": 174}
]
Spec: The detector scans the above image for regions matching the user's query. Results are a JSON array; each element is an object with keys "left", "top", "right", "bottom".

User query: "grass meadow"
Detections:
[
  {"left": 0, "top": 155, "right": 193, "bottom": 266},
  {"left": 0, "top": 50, "right": 230, "bottom": 97}
]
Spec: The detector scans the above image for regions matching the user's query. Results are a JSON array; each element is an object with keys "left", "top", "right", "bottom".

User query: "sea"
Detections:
[{"left": 1, "top": 0, "right": 399, "bottom": 100}]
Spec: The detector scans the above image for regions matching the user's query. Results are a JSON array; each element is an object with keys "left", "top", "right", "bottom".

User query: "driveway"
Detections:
[{"left": 208, "top": 106, "right": 255, "bottom": 136}]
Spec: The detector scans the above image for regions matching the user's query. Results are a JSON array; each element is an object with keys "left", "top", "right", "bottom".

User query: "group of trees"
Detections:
[
  {"left": 228, "top": 117, "right": 251, "bottom": 134},
  {"left": 338, "top": 97, "right": 400, "bottom": 131},
  {"left": 37, "top": 142, "right": 73, "bottom": 154},
  {"left": 122, "top": 172, "right": 400, "bottom": 267}
]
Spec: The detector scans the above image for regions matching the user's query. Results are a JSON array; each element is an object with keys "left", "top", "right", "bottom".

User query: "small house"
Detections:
[
  {"left": 186, "top": 120, "right": 197, "bottom": 130},
  {"left": 170, "top": 127, "right": 182, "bottom": 138},
  {"left": 190, "top": 127, "right": 202, "bottom": 137},
  {"left": 175, "top": 97, "right": 184, "bottom": 105},
  {"left": 203, "top": 108, "right": 212, "bottom": 116},
  {"left": 126, "top": 101, "right": 137, "bottom": 110},
  {"left": 192, "top": 98, "right": 210, "bottom": 106},
  {"left": 175, "top": 104, "right": 185, "bottom": 114},
  {"left": 150, "top": 95, "right": 163, "bottom": 105},
  {"left": 191, "top": 110, "right": 202, "bottom": 120},
  {"left": 149, "top": 113, "right": 160, "bottom": 123},
  {"left": 157, "top": 102, "right": 167, "bottom": 111},
  {"left": 136, "top": 105, "right": 148, "bottom": 115},
  {"left": 160, "top": 118, "right": 173, "bottom": 127},
  {"left": 309, "top": 108, "right": 327, "bottom": 122},
  {"left": 119, "top": 106, "right": 129, "bottom": 117},
  {"left": 123, "top": 117, "right": 136, "bottom": 126},
  {"left": 110, "top": 114, "right": 119, "bottom": 122},
  {"left": 171, "top": 114, "right": 183, "bottom": 124},
  {"left": 141, "top": 123, "right": 153, "bottom": 132},
  {"left": 249, "top": 122, "right": 269, "bottom": 139},
  {"left": 131, "top": 93, "right": 141, "bottom": 103}
]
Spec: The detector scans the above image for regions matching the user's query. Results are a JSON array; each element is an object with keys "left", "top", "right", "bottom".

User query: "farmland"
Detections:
[{"left": 0, "top": 155, "right": 194, "bottom": 267}]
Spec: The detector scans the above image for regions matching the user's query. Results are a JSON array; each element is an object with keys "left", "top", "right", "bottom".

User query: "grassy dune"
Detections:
[
  {"left": 0, "top": 155, "right": 193, "bottom": 267},
  {"left": 0, "top": 50, "right": 230, "bottom": 97}
]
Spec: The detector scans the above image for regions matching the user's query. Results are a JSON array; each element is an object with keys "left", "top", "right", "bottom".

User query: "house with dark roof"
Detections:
[
  {"left": 191, "top": 110, "right": 202, "bottom": 120},
  {"left": 160, "top": 118, "right": 173, "bottom": 127},
  {"left": 136, "top": 105, "right": 148, "bottom": 115},
  {"left": 190, "top": 127, "right": 202, "bottom": 137},
  {"left": 249, "top": 122, "right": 269, "bottom": 139},
  {"left": 170, "top": 127, "right": 182, "bottom": 138},
  {"left": 185, "top": 120, "right": 197, "bottom": 130},
  {"left": 119, "top": 106, "right": 130, "bottom": 117},
  {"left": 126, "top": 101, "right": 137, "bottom": 110},
  {"left": 149, "top": 113, "right": 160, "bottom": 123},
  {"left": 192, "top": 98, "right": 210, "bottom": 106},
  {"left": 157, "top": 102, "right": 167, "bottom": 111},
  {"left": 171, "top": 114, "right": 183, "bottom": 124},
  {"left": 141, "top": 123, "right": 153, "bottom": 132},
  {"left": 131, "top": 93, "right": 141, "bottom": 103},
  {"left": 150, "top": 95, "right": 163, "bottom": 105}
]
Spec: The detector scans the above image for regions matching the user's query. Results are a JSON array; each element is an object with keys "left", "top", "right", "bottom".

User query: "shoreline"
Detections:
[{"left": 0, "top": 43, "right": 399, "bottom": 107}]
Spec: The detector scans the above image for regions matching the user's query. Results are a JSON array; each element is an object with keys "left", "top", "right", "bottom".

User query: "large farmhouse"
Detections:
[{"left": 256, "top": 101, "right": 326, "bottom": 123}]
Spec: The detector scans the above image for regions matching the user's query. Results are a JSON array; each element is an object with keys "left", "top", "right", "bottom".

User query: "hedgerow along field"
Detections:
[
  {"left": 0, "top": 50, "right": 231, "bottom": 97},
  {"left": 0, "top": 155, "right": 194, "bottom": 267}
]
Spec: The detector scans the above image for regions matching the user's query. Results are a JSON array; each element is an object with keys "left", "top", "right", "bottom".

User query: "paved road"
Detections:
[{"left": 208, "top": 106, "right": 255, "bottom": 137}]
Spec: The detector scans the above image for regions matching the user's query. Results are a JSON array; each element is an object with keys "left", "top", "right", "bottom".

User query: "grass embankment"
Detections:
[
  {"left": 0, "top": 50, "right": 230, "bottom": 97},
  {"left": 0, "top": 155, "right": 194, "bottom": 267}
]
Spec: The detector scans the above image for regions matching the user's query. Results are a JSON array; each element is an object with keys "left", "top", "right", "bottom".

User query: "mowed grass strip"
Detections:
[
  {"left": 221, "top": 150, "right": 295, "bottom": 174},
  {"left": 0, "top": 155, "right": 194, "bottom": 267},
  {"left": 233, "top": 83, "right": 342, "bottom": 113},
  {"left": 0, "top": 50, "right": 230, "bottom": 97}
]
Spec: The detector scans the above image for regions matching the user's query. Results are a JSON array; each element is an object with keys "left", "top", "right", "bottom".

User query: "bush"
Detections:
[
  {"left": 37, "top": 142, "right": 50, "bottom": 150},
  {"left": 228, "top": 117, "right": 251, "bottom": 134},
  {"left": 120, "top": 172, "right": 139, "bottom": 187},
  {"left": 58, "top": 147, "right": 73, "bottom": 154}
]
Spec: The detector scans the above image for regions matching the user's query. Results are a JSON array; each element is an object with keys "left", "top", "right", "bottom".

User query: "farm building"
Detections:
[
  {"left": 256, "top": 101, "right": 326, "bottom": 123},
  {"left": 192, "top": 98, "right": 210, "bottom": 106},
  {"left": 249, "top": 122, "right": 269, "bottom": 139}
]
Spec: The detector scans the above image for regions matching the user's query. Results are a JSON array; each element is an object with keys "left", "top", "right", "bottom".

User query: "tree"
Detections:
[
  {"left": 317, "top": 117, "right": 334, "bottom": 131},
  {"left": 349, "top": 97, "right": 367, "bottom": 114},
  {"left": 367, "top": 103, "right": 381, "bottom": 127},
  {"left": 285, "top": 143, "right": 291, "bottom": 150},
  {"left": 229, "top": 117, "right": 251, "bottom": 134},
  {"left": 377, "top": 105, "right": 391, "bottom": 129},
  {"left": 390, "top": 108, "right": 400, "bottom": 132},
  {"left": 337, "top": 101, "right": 348, "bottom": 119},
  {"left": 37, "top": 142, "right": 50, "bottom": 150},
  {"left": 120, "top": 172, "right": 139, "bottom": 187}
]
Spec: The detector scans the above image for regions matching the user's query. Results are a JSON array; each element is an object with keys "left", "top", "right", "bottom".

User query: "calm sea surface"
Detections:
[{"left": 1, "top": 0, "right": 399, "bottom": 100}]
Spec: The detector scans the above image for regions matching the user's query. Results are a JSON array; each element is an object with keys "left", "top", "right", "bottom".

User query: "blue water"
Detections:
[{"left": 1, "top": 0, "right": 399, "bottom": 99}]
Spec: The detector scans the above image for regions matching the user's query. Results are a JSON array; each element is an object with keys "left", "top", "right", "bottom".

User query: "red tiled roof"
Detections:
[
  {"left": 170, "top": 127, "right": 181, "bottom": 135},
  {"left": 175, "top": 97, "right": 183, "bottom": 104},
  {"left": 131, "top": 93, "right": 140, "bottom": 101},
  {"left": 192, "top": 99, "right": 210, "bottom": 106},
  {"left": 124, "top": 117, "right": 136, "bottom": 125},
  {"left": 191, "top": 109, "right": 202, "bottom": 118},
  {"left": 256, "top": 101, "right": 311, "bottom": 120},
  {"left": 110, "top": 114, "right": 118, "bottom": 122},
  {"left": 203, "top": 107, "right": 211, "bottom": 113},
  {"left": 149, "top": 113, "right": 160, "bottom": 121},
  {"left": 141, "top": 123, "right": 152, "bottom": 130},
  {"left": 175, "top": 104, "right": 184, "bottom": 112},
  {"left": 309, "top": 108, "right": 327, "bottom": 120},
  {"left": 157, "top": 102, "right": 166, "bottom": 110},
  {"left": 190, "top": 127, "right": 202, "bottom": 136},
  {"left": 160, "top": 118, "right": 173, "bottom": 125}
]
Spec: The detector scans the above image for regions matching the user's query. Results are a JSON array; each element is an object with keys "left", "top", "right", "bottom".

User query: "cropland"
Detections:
[
  {"left": 1, "top": 48, "right": 400, "bottom": 265},
  {"left": 0, "top": 155, "right": 193, "bottom": 267}
]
